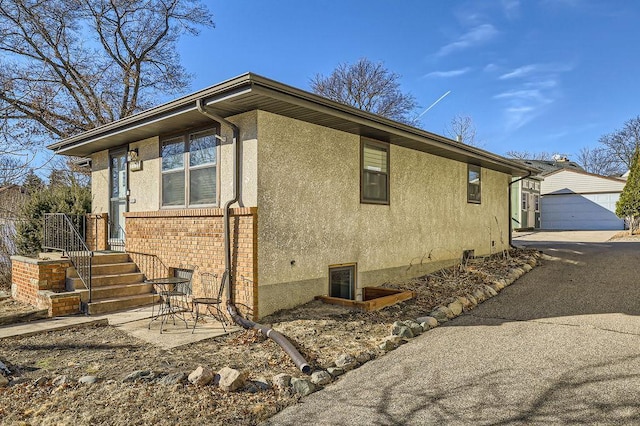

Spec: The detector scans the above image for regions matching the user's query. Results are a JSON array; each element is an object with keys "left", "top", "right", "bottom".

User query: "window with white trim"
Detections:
[
  {"left": 161, "top": 128, "right": 218, "bottom": 207},
  {"left": 521, "top": 192, "right": 528, "bottom": 210}
]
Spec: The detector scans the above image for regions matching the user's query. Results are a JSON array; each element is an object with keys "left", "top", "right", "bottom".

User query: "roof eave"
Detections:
[{"left": 48, "top": 72, "right": 535, "bottom": 177}]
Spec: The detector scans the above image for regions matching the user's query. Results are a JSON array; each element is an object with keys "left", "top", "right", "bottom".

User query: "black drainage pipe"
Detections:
[
  {"left": 196, "top": 99, "right": 311, "bottom": 375},
  {"left": 227, "top": 303, "right": 311, "bottom": 374}
]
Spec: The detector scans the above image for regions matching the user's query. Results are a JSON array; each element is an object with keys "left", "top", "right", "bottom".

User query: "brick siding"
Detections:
[
  {"left": 85, "top": 213, "right": 109, "bottom": 251},
  {"left": 124, "top": 207, "right": 258, "bottom": 319}
]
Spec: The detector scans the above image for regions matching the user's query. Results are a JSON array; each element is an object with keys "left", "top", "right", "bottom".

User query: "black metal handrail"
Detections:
[
  {"left": 127, "top": 251, "right": 169, "bottom": 281},
  {"left": 108, "top": 219, "right": 126, "bottom": 252},
  {"left": 43, "top": 213, "right": 93, "bottom": 302}
]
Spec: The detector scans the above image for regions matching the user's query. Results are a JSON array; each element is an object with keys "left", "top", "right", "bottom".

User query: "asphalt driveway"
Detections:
[{"left": 266, "top": 232, "right": 640, "bottom": 425}]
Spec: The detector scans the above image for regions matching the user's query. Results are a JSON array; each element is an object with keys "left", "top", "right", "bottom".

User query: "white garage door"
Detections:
[{"left": 541, "top": 193, "right": 625, "bottom": 230}]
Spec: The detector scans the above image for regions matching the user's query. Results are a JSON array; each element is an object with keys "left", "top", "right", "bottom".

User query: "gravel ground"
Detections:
[{"left": 0, "top": 247, "right": 539, "bottom": 425}]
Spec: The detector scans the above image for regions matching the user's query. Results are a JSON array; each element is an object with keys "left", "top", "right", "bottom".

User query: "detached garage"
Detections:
[{"left": 540, "top": 169, "right": 626, "bottom": 230}]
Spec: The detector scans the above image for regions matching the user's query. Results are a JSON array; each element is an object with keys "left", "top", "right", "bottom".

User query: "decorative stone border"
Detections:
[
  {"left": 1, "top": 251, "right": 543, "bottom": 399},
  {"left": 383, "top": 251, "right": 541, "bottom": 347}
]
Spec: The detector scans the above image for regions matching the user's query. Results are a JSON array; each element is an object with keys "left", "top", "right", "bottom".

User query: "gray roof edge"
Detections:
[
  {"left": 46, "top": 72, "right": 255, "bottom": 151},
  {"left": 48, "top": 72, "right": 536, "bottom": 175},
  {"left": 245, "top": 75, "right": 537, "bottom": 174}
]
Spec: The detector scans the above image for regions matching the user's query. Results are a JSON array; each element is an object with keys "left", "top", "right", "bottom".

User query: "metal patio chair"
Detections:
[
  {"left": 192, "top": 272, "right": 228, "bottom": 333},
  {"left": 147, "top": 265, "right": 194, "bottom": 333},
  {"left": 169, "top": 265, "right": 195, "bottom": 313}
]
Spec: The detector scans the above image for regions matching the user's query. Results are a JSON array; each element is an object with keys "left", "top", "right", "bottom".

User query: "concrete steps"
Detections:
[
  {"left": 66, "top": 252, "right": 158, "bottom": 315},
  {"left": 86, "top": 294, "right": 158, "bottom": 315}
]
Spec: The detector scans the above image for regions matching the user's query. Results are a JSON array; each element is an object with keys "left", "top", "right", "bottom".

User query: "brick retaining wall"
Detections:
[{"left": 11, "top": 255, "right": 80, "bottom": 316}]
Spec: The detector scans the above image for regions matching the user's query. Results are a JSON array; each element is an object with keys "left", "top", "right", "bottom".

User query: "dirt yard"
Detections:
[{"left": 0, "top": 248, "right": 540, "bottom": 425}]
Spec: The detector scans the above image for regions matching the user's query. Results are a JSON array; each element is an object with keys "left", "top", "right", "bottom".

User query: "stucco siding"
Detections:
[
  {"left": 89, "top": 112, "right": 258, "bottom": 217},
  {"left": 255, "top": 110, "right": 510, "bottom": 317},
  {"left": 128, "top": 137, "right": 160, "bottom": 212},
  {"left": 222, "top": 111, "right": 258, "bottom": 208},
  {"left": 90, "top": 150, "right": 109, "bottom": 214}
]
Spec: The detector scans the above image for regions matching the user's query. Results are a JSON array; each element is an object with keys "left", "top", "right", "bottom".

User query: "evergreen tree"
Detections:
[
  {"left": 16, "top": 183, "right": 91, "bottom": 256},
  {"left": 616, "top": 148, "right": 640, "bottom": 234},
  {"left": 23, "top": 170, "right": 45, "bottom": 193}
]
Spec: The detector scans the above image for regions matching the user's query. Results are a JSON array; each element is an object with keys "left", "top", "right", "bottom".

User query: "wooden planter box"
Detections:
[{"left": 316, "top": 287, "right": 415, "bottom": 312}]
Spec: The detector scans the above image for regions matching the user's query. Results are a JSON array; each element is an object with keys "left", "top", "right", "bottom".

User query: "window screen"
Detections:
[
  {"left": 361, "top": 140, "right": 389, "bottom": 204},
  {"left": 161, "top": 128, "right": 218, "bottom": 207}
]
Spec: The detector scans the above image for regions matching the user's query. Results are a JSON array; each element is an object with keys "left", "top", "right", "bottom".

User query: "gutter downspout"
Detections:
[
  {"left": 508, "top": 171, "right": 532, "bottom": 248},
  {"left": 196, "top": 100, "right": 311, "bottom": 375}
]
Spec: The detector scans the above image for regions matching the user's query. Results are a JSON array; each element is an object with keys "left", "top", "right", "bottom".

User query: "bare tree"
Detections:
[
  {"left": 0, "top": 0, "right": 214, "bottom": 180},
  {"left": 445, "top": 114, "right": 479, "bottom": 146},
  {"left": 310, "top": 58, "right": 418, "bottom": 125},
  {"left": 504, "top": 151, "right": 558, "bottom": 161},
  {"left": 597, "top": 116, "right": 640, "bottom": 171},
  {"left": 575, "top": 146, "right": 626, "bottom": 176}
]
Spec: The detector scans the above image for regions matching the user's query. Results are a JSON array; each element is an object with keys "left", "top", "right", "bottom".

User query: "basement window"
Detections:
[{"left": 329, "top": 264, "right": 356, "bottom": 300}]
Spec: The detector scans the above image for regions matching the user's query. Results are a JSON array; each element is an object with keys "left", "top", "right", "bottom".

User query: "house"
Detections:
[
  {"left": 38, "top": 73, "right": 535, "bottom": 319},
  {"left": 510, "top": 175, "right": 543, "bottom": 230},
  {"left": 510, "top": 158, "right": 585, "bottom": 232},
  {"left": 539, "top": 168, "right": 626, "bottom": 230}
]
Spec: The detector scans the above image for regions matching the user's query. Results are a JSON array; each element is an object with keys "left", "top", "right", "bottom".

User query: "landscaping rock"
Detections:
[
  {"left": 355, "top": 352, "right": 372, "bottom": 364},
  {"left": 188, "top": 366, "right": 215, "bottom": 386},
  {"left": 123, "top": 370, "right": 154, "bottom": 383},
  {"left": 522, "top": 263, "right": 532, "bottom": 272},
  {"left": 217, "top": 367, "right": 246, "bottom": 392},
  {"left": 430, "top": 306, "right": 453, "bottom": 322},
  {"left": 473, "top": 289, "right": 487, "bottom": 303},
  {"left": 335, "top": 354, "right": 357, "bottom": 370},
  {"left": 272, "top": 373, "right": 291, "bottom": 389},
  {"left": 394, "top": 325, "right": 414, "bottom": 338},
  {"left": 252, "top": 376, "right": 271, "bottom": 391},
  {"left": 447, "top": 300, "right": 463, "bottom": 316},
  {"left": 406, "top": 321, "right": 423, "bottom": 336},
  {"left": 0, "top": 375, "right": 9, "bottom": 387},
  {"left": 78, "top": 376, "right": 98, "bottom": 384},
  {"left": 379, "top": 336, "right": 403, "bottom": 351},
  {"left": 391, "top": 321, "right": 404, "bottom": 334},
  {"left": 0, "top": 360, "right": 11, "bottom": 376},
  {"left": 483, "top": 285, "right": 498, "bottom": 297},
  {"left": 466, "top": 294, "right": 478, "bottom": 306},
  {"left": 291, "top": 377, "right": 316, "bottom": 397},
  {"left": 156, "top": 372, "right": 187, "bottom": 386},
  {"left": 456, "top": 296, "right": 473, "bottom": 311},
  {"left": 492, "top": 280, "right": 505, "bottom": 291},
  {"left": 310, "top": 371, "right": 331, "bottom": 386},
  {"left": 416, "top": 316, "right": 438, "bottom": 329},
  {"left": 326, "top": 367, "right": 344, "bottom": 377}
]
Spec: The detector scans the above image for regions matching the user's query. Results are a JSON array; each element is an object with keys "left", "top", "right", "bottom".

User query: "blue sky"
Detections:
[{"left": 175, "top": 0, "right": 639, "bottom": 160}]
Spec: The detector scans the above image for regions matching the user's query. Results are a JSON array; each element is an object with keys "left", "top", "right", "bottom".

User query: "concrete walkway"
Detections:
[
  {"left": 0, "top": 305, "right": 237, "bottom": 349},
  {"left": 266, "top": 233, "right": 640, "bottom": 425}
]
